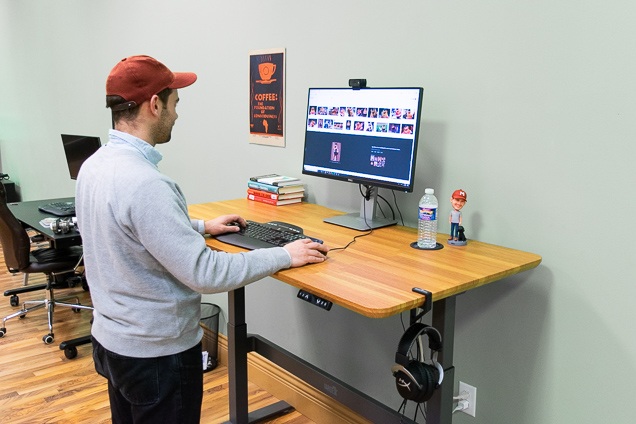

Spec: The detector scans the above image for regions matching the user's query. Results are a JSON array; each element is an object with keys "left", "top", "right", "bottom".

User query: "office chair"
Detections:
[{"left": 0, "top": 182, "right": 92, "bottom": 345}]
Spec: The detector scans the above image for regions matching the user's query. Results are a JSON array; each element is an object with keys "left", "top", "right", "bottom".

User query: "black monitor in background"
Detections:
[
  {"left": 301, "top": 87, "right": 424, "bottom": 230},
  {"left": 61, "top": 134, "right": 101, "bottom": 180}
]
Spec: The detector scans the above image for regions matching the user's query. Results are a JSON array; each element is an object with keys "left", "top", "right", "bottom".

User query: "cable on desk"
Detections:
[
  {"left": 328, "top": 188, "right": 376, "bottom": 253},
  {"left": 327, "top": 229, "right": 373, "bottom": 253}
]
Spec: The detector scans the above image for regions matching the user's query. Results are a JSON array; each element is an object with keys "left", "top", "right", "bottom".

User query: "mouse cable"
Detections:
[
  {"left": 330, "top": 189, "right": 375, "bottom": 253},
  {"left": 327, "top": 229, "right": 373, "bottom": 253}
]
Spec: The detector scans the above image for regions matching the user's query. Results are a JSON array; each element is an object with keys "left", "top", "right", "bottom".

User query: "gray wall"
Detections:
[{"left": 2, "top": 1, "right": 634, "bottom": 423}]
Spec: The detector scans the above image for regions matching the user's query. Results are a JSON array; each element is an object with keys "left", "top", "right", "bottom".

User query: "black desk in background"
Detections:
[
  {"left": 7, "top": 196, "right": 90, "bottom": 358},
  {"left": 8, "top": 197, "right": 81, "bottom": 248}
]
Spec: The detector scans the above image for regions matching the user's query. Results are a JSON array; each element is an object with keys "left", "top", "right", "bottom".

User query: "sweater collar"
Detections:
[{"left": 108, "top": 129, "right": 163, "bottom": 166}]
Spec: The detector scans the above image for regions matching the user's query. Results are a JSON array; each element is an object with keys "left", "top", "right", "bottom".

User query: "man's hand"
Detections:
[
  {"left": 204, "top": 215, "right": 247, "bottom": 236},
  {"left": 284, "top": 238, "right": 329, "bottom": 267}
]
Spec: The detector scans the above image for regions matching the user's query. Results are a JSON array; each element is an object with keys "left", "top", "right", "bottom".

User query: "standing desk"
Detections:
[{"left": 189, "top": 199, "right": 542, "bottom": 424}]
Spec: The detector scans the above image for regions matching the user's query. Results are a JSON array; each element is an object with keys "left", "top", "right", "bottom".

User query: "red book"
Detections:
[
  {"left": 247, "top": 188, "right": 304, "bottom": 201},
  {"left": 247, "top": 193, "right": 302, "bottom": 206}
]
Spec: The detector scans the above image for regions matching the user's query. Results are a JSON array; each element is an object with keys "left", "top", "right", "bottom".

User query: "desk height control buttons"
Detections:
[{"left": 297, "top": 289, "right": 332, "bottom": 311}]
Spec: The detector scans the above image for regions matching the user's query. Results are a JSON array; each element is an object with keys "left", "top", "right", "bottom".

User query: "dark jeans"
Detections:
[
  {"left": 92, "top": 337, "right": 203, "bottom": 424},
  {"left": 450, "top": 222, "right": 459, "bottom": 239}
]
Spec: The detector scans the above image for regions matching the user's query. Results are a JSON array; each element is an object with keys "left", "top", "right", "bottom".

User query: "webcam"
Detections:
[{"left": 348, "top": 79, "right": 367, "bottom": 89}]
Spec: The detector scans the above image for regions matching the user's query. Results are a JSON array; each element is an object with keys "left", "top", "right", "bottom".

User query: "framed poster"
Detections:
[{"left": 249, "top": 48, "right": 285, "bottom": 147}]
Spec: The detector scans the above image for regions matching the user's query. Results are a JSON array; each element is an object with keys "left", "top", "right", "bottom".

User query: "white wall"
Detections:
[{"left": 2, "top": 1, "right": 634, "bottom": 422}]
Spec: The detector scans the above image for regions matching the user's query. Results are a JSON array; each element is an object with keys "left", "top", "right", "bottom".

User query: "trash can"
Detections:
[{"left": 200, "top": 303, "right": 220, "bottom": 372}]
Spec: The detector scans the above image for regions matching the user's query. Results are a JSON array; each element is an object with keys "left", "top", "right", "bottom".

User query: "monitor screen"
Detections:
[
  {"left": 301, "top": 87, "right": 423, "bottom": 230},
  {"left": 302, "top": 87, "right": 423, "bottom": 193},
  {"left": 61, "top": 134, "right": 101, "bottom": 180}
]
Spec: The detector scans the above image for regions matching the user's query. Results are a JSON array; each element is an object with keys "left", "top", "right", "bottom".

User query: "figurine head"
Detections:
[{"left": 450, "top": 189, "right": 467, "bottom": 211}]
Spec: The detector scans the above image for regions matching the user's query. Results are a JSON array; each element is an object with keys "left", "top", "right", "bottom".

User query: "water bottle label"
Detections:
[{"left": 419, "top": 207, "right": 437, "bottom": 221}]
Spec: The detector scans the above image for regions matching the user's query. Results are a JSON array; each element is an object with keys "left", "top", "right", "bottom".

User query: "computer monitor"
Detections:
[
  {"left": 61, "top": 134, "right": 101, "bottom": 180},
  {"left": 302, "top": 87, "right": 423, "bottom": 230}
]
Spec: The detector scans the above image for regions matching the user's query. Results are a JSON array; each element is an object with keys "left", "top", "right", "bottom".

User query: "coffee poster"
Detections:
[{"left": 249, "top": 48, "right": 285, "bottom": 147}]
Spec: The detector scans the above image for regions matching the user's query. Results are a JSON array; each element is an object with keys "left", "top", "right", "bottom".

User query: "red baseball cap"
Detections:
[
  {"left": 452, "top": 189, "right": 467, "bottom": 201},
  {"left": 106, "top": 55, "right": 197, "bottom": 111}
]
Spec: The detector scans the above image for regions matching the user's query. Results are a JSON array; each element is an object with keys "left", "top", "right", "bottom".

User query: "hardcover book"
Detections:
[
  {"left": 247, "top": 188, "right": 304, "bottom": 201},
  {"left": 249, "top": 174, "right": 301, "bottom": 186},
  {"left": 247, "top": 194, "right": 302, "bottom": 206},
  {"left": 247, "top": 180, "right": 304, "bottom": 194}
]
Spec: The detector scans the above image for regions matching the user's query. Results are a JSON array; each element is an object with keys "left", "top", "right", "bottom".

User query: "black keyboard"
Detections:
[
  {"left": 38, "top": 201, "right": 76, "bottom": 217},
  {"left": 215, "top": 220, "right": 323, "bottom": 250}
]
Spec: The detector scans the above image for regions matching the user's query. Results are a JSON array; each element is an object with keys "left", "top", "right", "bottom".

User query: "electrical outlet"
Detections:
[{"left": 459, "top": 381, "right": 477, "bottom": 417}]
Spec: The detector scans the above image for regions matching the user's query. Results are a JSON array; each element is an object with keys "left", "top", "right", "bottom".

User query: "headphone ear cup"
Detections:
[
  {"left": 414, "top": 362, "right": 439, "bottom": 402},
  {"left": 394, "top": 361, "right": 421, "bottom": 401}
]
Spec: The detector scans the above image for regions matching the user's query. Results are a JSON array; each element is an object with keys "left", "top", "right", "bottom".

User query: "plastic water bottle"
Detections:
[{"left": 417, "top": 188, "right": 438, "bottom": 249}]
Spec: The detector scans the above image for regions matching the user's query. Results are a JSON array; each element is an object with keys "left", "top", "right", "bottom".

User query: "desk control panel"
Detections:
[{"left": 297, "top": 289, "right": 332, "bottom": 311}]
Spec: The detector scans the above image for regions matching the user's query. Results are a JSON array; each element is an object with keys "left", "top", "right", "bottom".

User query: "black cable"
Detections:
[
  {"left": 418, "top": 402, "right": 427, "bottom": 422},
  {"left": 358, "top": 184, "right": 372, "bottom": 200},
  {"left": 358, "top": 184, "right": 397, "bottom": 220},
  {"left": 391, "top": 190, "right": 405, "bottom": 226},
  {"left": 328, "top": 229, "right": 373, "bottom": 253},
  {"left": 378, "top": 193, "right": 396, "bottom": 220},
  {"left": 329, "top": 185, "right": 375, "bottom": 252}
]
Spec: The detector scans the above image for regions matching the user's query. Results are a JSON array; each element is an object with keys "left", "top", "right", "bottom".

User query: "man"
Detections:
[{"left": 76, "top": 55, "right": 328, "bottom": 424}]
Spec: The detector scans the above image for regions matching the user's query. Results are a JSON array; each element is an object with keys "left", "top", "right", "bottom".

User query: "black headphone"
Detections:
[{"left": 391, "top": 322, "right": 444, "bottom": 403}]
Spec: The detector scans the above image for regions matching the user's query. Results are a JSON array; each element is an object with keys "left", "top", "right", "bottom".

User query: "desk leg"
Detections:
[
  {"left": 227, "top": 288, "right": 249, "bottom": 423},
  {"left": 428, "top": 295, "right": 456, "bottom": 424},
  {"left": 225, "top": 288, "right": 294, "bottom": 424}
]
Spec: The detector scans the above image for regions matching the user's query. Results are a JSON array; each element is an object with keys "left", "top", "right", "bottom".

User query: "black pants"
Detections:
[{"left": 92, "top": 337, "right": 203, "bottom": 424}]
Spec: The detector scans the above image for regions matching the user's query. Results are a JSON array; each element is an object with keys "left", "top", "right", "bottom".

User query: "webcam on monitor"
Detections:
[{"left": 348, "top": 79, "right": 367, "bottom": 89}]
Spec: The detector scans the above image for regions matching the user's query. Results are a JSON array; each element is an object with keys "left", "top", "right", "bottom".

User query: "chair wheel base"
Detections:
[
  {"left": 42, "top": 333, "right": 54, "bottom": 344},
  {"left": 63, "top": 346, "right": 78, "bottom": 359}
]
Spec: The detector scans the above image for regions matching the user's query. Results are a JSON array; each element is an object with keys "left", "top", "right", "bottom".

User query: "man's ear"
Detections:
[{"left": 148, "top": 94, "right": 161, "bottom": 117}]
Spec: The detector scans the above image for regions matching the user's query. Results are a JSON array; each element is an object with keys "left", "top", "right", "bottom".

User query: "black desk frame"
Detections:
[{"left": 225, "top": 287, "right": 456, "bottom": 424}]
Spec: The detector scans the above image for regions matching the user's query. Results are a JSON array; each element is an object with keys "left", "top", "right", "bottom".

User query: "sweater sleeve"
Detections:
[{"left": 123, "top": 178, "right": 291, "bottom": 293}]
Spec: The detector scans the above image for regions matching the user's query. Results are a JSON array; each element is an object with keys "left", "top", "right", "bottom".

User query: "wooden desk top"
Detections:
[{"left": 189, "top": 199, "right": 542, "bottom": 319}]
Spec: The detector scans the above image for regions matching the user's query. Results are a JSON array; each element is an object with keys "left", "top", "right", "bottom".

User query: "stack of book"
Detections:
[{"left": 247, "top": 174, "right": 305, "bottom": 206}]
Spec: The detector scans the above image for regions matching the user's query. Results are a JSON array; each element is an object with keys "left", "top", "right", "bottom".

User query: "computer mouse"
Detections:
[{"left": 227, "top": 221, "right": 245, "bottom": 234}]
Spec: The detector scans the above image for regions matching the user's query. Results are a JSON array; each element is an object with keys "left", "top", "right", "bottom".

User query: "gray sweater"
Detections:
[{"left": 76, "top": 130, "right": 291, "bottom": 357}]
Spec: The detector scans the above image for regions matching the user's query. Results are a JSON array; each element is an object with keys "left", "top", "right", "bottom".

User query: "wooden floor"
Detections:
[{"left": 0, "top": 242, "right": 312, "bottom": 424}]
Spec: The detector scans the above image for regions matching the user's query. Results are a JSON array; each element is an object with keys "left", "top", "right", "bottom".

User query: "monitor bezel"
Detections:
[{"left": 301, "top": 86, "right": 423, "bottom": 193}]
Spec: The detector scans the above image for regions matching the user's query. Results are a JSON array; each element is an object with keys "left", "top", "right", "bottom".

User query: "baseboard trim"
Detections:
[{"left": 215, "top": 333, "right": 370, "bottom": 424}]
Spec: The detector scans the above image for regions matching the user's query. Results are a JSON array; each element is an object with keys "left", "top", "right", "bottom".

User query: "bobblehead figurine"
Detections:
[{"left": 448, "top": 189, "right": 467, "bottom": 246}]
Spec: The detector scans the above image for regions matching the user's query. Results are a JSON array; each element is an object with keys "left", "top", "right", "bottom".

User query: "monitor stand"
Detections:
[{"left": 324, "top": 187, "right": 397, "bottom": 231}]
